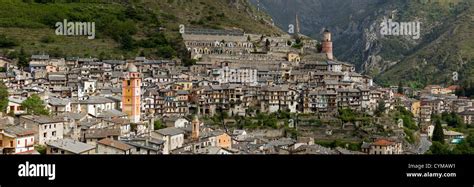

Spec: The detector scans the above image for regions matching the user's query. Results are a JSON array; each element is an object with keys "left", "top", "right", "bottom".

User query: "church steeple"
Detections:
[{"left": 122, "top": 61, "right": 141, "bottom": 123}]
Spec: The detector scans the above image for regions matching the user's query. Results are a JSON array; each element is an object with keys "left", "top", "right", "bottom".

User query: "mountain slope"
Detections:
[
  {"left": 251, "top": 0, "right": 473, "bottom": 87},
  {"left": 0, "top": 0, "right": 282, "bottom": 60},
  {"left": 377, "top": 1, "right": 474, "bottom": 87}
]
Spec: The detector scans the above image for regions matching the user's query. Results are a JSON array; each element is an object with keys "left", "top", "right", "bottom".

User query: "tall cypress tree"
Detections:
[
  {"left": 397, "top": 81, "right": 404, "bottom": 94},
  {"left": 432, "top": 119, "right": 445, "bottom": 143}
]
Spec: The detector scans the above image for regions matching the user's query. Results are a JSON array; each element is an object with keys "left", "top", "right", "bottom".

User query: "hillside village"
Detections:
[{"left": 0, "top": 24, "right": 472, "bottom": 155}]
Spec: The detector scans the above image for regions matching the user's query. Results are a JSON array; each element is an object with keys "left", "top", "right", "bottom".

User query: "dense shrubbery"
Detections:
[
  {"left": 455, "top": 80, "right": 474, "bottom": 99},
  {"left": 0, "top": 2, "right": 180, "bottom": 59},
  {"left": 21, "top": 94, "right": 50, "bottom": 116},
  {"left": 394, "top": 106, "right": 418, "bottom": 130},
  {"left": 338, "top": 108, "right": 372, "bottom": 124},
  {"left": 0, "top": 34, "right": 18, "bottom": 48},
  {"left": 428, "top": 131, "right": 474, "bottom": 155},
  {"left": 315, "top": 140, "right": 362, "bottom": 151},
  {"left": 432, "top": 112, "right": 465, "bottom": 128}
]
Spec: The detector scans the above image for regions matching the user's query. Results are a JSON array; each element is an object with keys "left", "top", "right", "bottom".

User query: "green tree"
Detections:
[
  {"left": 0, "top": 82, "right": 8, "bottom": 113},
  {"left": 432, "top": 119, "right": 445, "bottom": 143},
  {"left": 397, "top": 81, "right": 404, "bottom": 94},
  {"left": 264, "top": 39, "right": 271, "bottom": 51},
  {"left": 21, "top": 94, "right": 49, "bottom": 115},
  {"left": 338, "top": 108, "right": 356, "bottom": 123},
  {"left": 0, "top": 34, "right": 18, "bottom": 48},
  {"left": 120, "top": 34, "right": 135, "bottom": 50},
  {"left": 441, "top": 111, "right": 465, "bottom": 128},
  {"left": 452, "top": 132, "right": 474, "bottom": 154},
  {"left": 395, "top": 106, "right": 418, "bottom": 130},
  {"left": 156, "top": 45, "right": 176, "bottom": 58},
  {"left": 34, "top": 145, "right": 46, "bottom": 155},
  {"left": 427, "top": 141, "right": 451, "bottom": 154},
  {"left": 154, "top": 120, "right": 166, "bottom": 130},
  {"left": 18, "top": 48, "right": 29, "bottom": 68}
]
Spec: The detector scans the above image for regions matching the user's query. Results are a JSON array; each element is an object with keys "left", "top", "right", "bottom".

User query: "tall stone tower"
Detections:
[
  {"left": 191, "top": 115, "right": 200, "bottom": 140},
  {"left": 295, "top": 14, "right": 301, "bottom": 36},
  {"left": 322, "top": 29, "right": 334, "bottom": 60},
  {"left": 122, "top": 62, "right": 141, "bottom": 123}
]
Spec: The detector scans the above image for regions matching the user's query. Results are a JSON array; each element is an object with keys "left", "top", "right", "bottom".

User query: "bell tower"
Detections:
[
  {"left": 191, "top": 115, "right": 200, "bottom": 140},
  {"left": 322, "top": 29, "right": 334, "bottom": 60},
  {"left": 122, "top": 62, "right": 141, "bottom": 123}
]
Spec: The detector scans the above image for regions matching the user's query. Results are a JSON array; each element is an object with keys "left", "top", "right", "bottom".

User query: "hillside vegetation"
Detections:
[
  {"left": 254, "top": 0, "right": 473, "bottom": 87},
  {"left": 376, "top": 0, "right": 474, "bottom": 88},
  {"left": 0, "top": 0, "right": 281, "bottom": 62}
]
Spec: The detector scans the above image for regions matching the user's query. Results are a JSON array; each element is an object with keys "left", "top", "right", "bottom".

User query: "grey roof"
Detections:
[
  {"left": 334, "top": 147, "right": 366, "bottom": 155},
  {"left": 58, "top": 112, "right": 87, "bottom": 121},
  {"left": 2, "top": 125, "right": 36, "bottom": 137},
  {"left": 97, "top": 138, "right": 133, "bottom": 151},
  {"left": 97, "top": 109, "right": 127, "bottom": 118},
  {"left": 460, "top": 110, "right": 474, "bottom": 115},
  {"left": 48, "top": 97, "right": 70, "bottom": 106},
  {"left": 105, "top": 96, "right": 122, "bottom": 102},
  {"left": 265, "top": 138, "right": 296, "bottom": 148},
  {"left": 84, "top": 128, "right": 121, "bottom": 139},
  {"left": 29, "top": 64, "right": 47, "bottom": 67},
  {"left": 46, "top": 138, "right": 95, "bottom": 154},
  {"left": 21, "top": 115, "right": 66, "bottom": 124},
  {"left": 31, "top": 54, "right": 49, "bottom": 60},
  {"left": 77, "top": 96, "right": 114, "bottom": 104},
  {"left": 78, "top": 119, "right": 100, "bottom": 128},
  {"left": 8, "top": 96, "right": 26, "bottom": 104},
  {"left": 100, "top": 89, "right": 112, "bottom": 95},
  {"left": 294, "top": 144, "right": 338, "bottom": 154},
  {"left": 177, "top": 90, "right": 189, "bottom": 95},
  {"left": 122, "top": 137, "right": 164, "bottom": 151},
  {"left": 103, "top": 60, "right": 126, "bottom": 65},
  {"left": 111, "top": 71, "right": 123, "bottom": 78},
  {"left": 155, "top": 127, "right": 184, "bottom": 136}
]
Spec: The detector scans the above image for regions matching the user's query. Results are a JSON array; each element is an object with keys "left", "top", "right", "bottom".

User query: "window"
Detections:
[
  {"left": 52, "top": 131, "right": 56, "bottom": 136},
  {"left": 127, "top": 80, "right": 131, "bottom": 86},
  {"left": 43, "top": 133, "right": 47, "bottom": 138}
]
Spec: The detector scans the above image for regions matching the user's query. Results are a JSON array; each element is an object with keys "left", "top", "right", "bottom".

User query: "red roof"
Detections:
[
  {"left": 373, "top": 139, "right": 395, "bottom": 146},
  {"left": 447, "top": 85, "right": 461, "bottom": 91}
]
